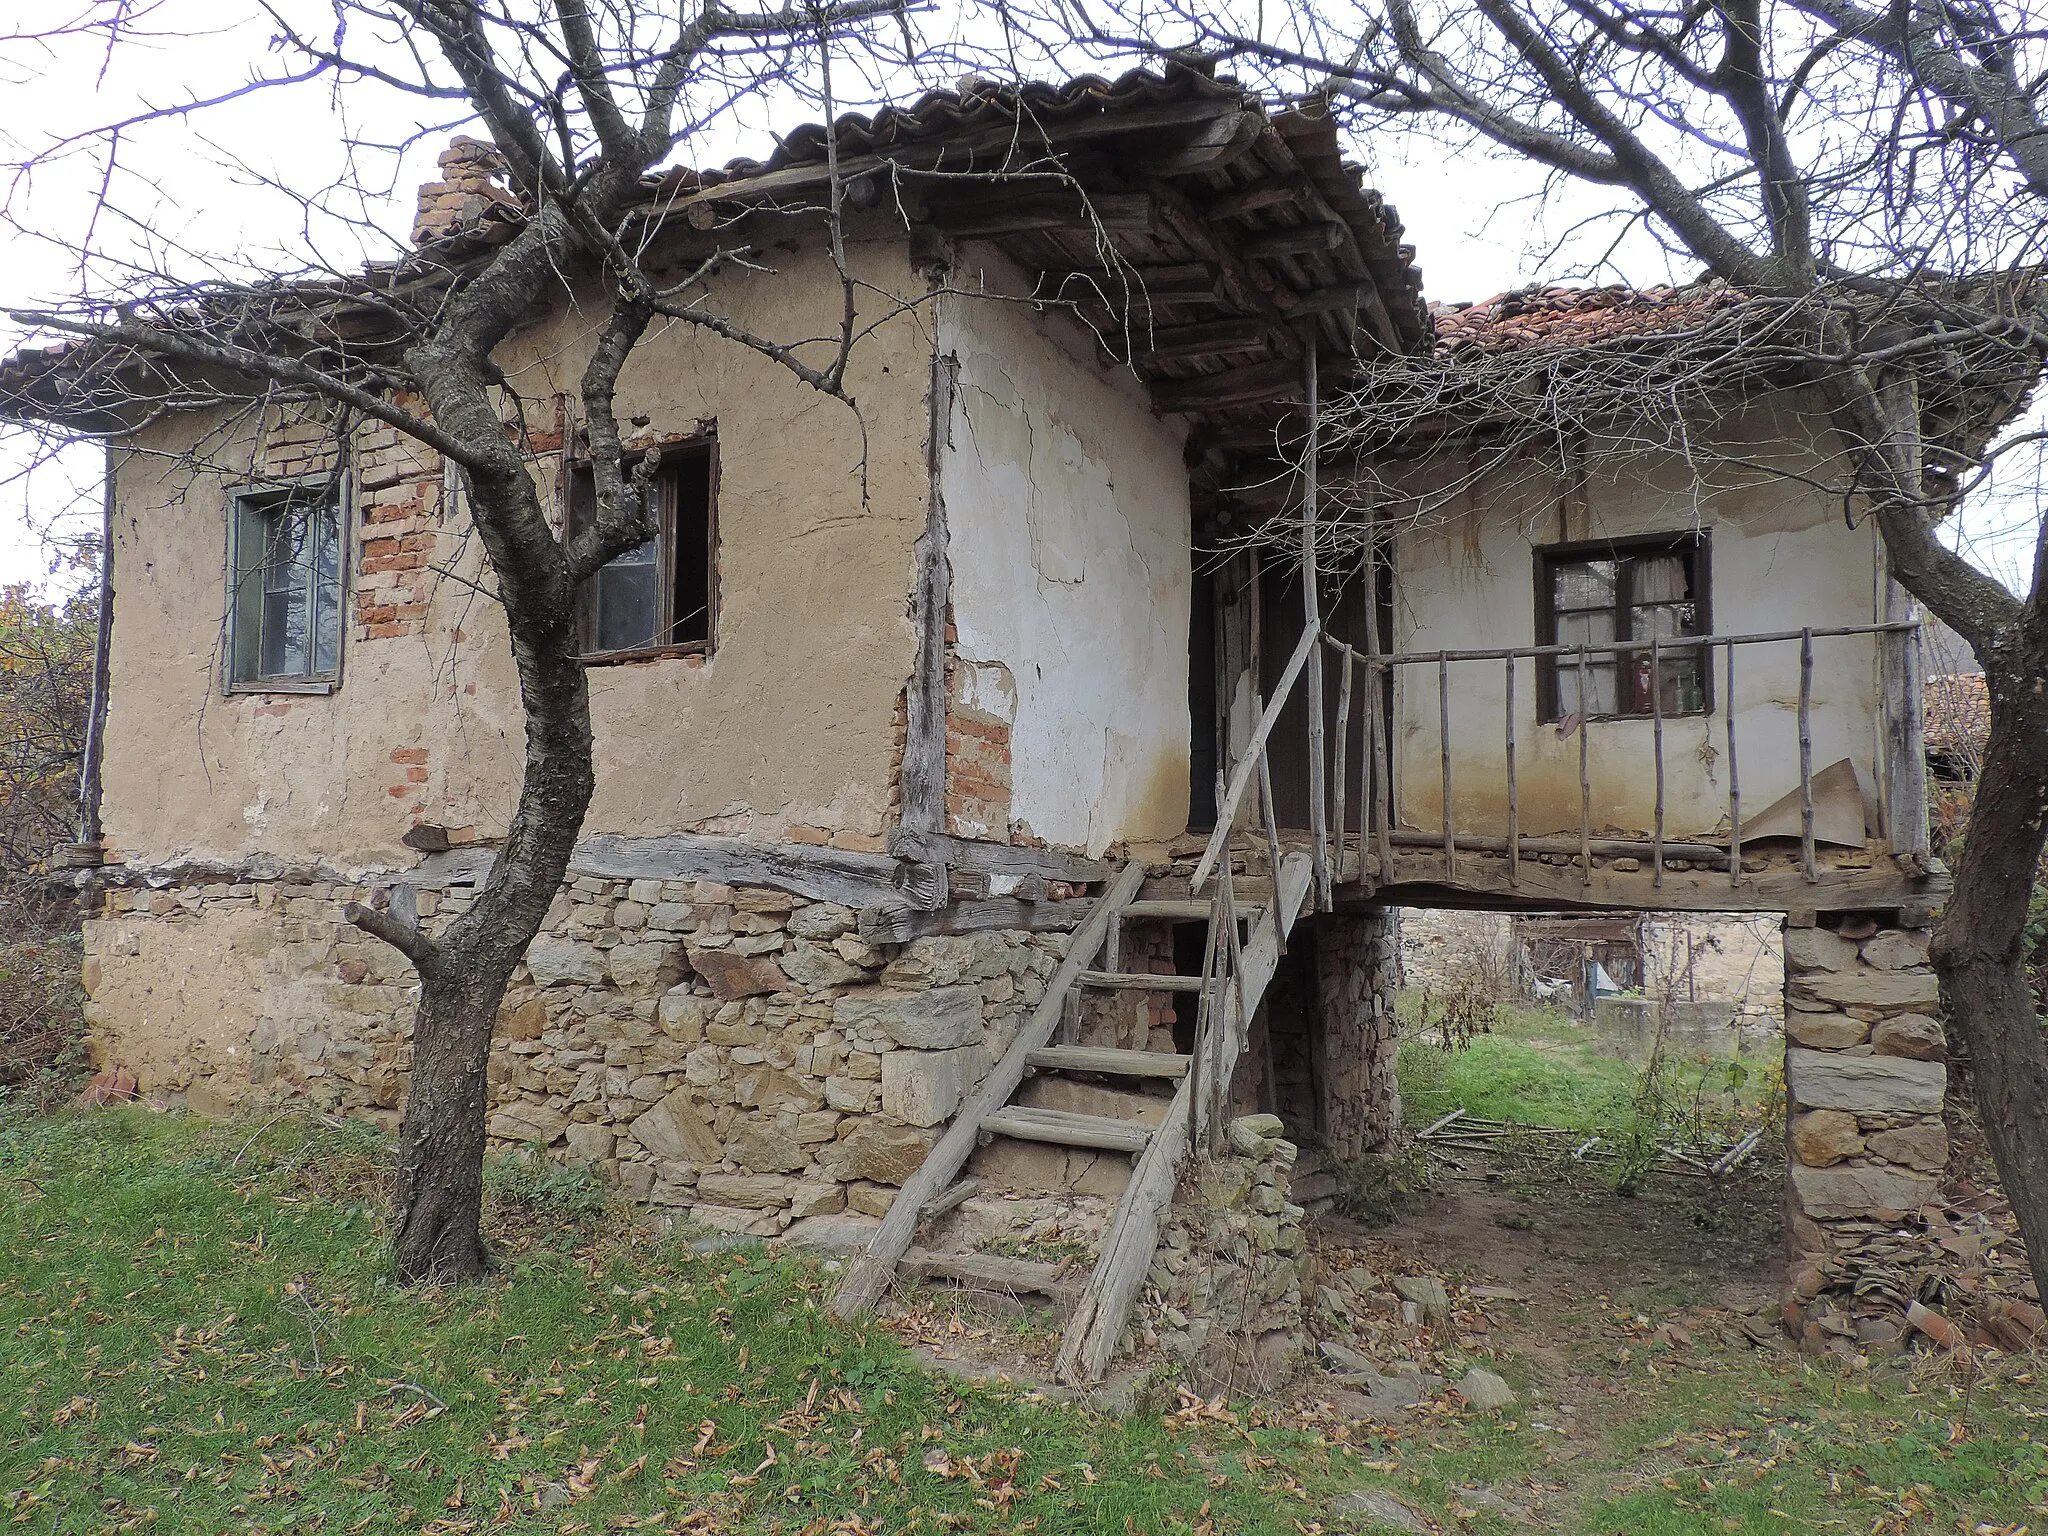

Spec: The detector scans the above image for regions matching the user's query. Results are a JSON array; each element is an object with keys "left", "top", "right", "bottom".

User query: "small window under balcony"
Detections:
[{"left": 1536, "top": 532, "right": 1711, "bottom": 721}]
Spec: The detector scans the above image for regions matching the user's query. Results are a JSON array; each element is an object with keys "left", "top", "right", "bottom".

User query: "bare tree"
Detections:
[
  {"left": 1038, "top": 0, "right": 2048, "bottom": 1292},
  {"left": 0, "top": 0, "right": 949, "bottom": 1282}
]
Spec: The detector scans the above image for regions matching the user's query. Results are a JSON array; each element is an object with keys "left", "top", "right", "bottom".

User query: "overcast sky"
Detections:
[{"left": 0, "top": 4, "right": 2034, "bottom": 598}]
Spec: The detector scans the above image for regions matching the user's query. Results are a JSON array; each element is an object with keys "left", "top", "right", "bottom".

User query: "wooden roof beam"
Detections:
[
  {"left": 930, "top": 190, "right": 1155, "bottom": 239},
  {"left": 1038, "top": 262, "right": 1219, "bottom": 304},
  {"left": 1116, "top": 317, "right": 1270, "bottom": 363}
]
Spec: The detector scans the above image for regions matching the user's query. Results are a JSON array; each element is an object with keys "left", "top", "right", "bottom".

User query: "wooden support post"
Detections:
[
  {"left": 901, "top": 346, "right": 957, "bottom": 833},
  {"left": 1190, "top": 624, "right": 1316, "bottom": 892},
  {"left": 1578, "top": 644, "right": 1593, "bottom": 886},
  {"left": 1301, "top": 342, "right": 1331, "bottom": 912},
  {"left": 1799, "top": 628, "right": 1817, "bottom": 883},
  {"left": 1438, "top": 651, "right": 1454, "bottom": 878},
  {"left": 1726, "top": 640, "right": 1742, "bottom": 889},
  {"left": 1504, "top": 652, "right": 1519, "bottom": 888},
  {"left": 1331, "top": 644, "right": 1353, "bottom": 874},
  {"left": 1256, "top": 724, "right": 1287, "bottom": 958},
  {"left": 1882, "top": 580, "right": 1929, "bottom": 861},
  {"left": 1651, "top": 634, "right": 1665, "bottom": 889}
]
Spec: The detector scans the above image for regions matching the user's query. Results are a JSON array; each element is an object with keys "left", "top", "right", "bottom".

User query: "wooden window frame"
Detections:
[
  {"left": 1534, "top": 530, "right": 1712, "bottom": 722},
  {"left": 224, "top": 472, "right": 348, "bottom": 696},
  {"left": 566, "top": 433, "right": 719, "bottom": 665}
]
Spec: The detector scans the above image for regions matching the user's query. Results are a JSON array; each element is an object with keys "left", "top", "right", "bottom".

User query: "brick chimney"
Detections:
[{"left": 412, "top": 136, "right": 524, "bottom": 248}]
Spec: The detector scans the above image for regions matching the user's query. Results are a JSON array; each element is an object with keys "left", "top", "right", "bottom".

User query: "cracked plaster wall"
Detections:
[{"left": 938, "top": 251, "right": 1193, "bottom": 854}]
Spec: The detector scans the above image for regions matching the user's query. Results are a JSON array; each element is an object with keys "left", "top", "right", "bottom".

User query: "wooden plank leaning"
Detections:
[
  {"left": 1190, "top": 623, "right": 1318, "bottom": 893},
  {"left": 829, "top": 861, "right": 1147, "bottom": 1319}
]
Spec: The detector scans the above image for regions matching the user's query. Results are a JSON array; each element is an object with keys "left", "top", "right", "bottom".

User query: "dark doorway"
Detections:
[
  {"left": 1189, "top": 559, "right": 1219, "bottom": 829},
  {"left": 1259, "top": 549, "right": 1392, "bottom": 831}
]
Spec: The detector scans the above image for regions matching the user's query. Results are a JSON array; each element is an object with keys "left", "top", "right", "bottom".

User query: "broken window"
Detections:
[
  {"left": 1536, "top": 533, "right": 1709, "bottom": 720},
  {"left": 568, "top": 437, "right": 716, "bottom": 660},
  {"left": 227, "top": 480, "right": 344, "bottom": 690}
]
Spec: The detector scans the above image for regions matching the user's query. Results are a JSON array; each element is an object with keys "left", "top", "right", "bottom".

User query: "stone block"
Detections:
[
  {"left": 488, "top": 1100, "right": 568, "bottom": 1144},
  {"left": 844, "top": 1181, "right": 897, "bottom": 1217},
  {"left": 501, "top": 996, "right": 547, "bottom": 1041},
  {"left": 734, "top": 1065, "right": 822, "bottom": 1112},
  {"left": 1789, "top": 1161, "right": 1940, "bottom": 1219},
  {"left": 729, "top": 1121, "right": 807, "bottom": 1174},
  {"left": 687, "top": 945, "right": 789, "bottom": 1000},
  {"left": 564, "top": 1121, "right": 615, "bottom": 1165},
  {"left": 691, "top": 1201, "right": 774, "bottom": 1232},
  {"left": 787, "top": 903, "right": 855, "bottom": 941},
  {"left": 616, "top": 1161, "right": 655, "bottom": 1198},
  {"left": 1790, "top": 1108, "right": 1863, "bottom": 1167},
  {"left": 1786, "top": 1048, "right": 1945, "bottom": 1113},
  {"left": 1015, "top": 1076, "right": 1169, "bottom": 1124},
  {"left": 697, "top": 1173, "right": 792, "bottom": 1209},
  {"left": 1791, "top": 967, "right": 1941, "bottom": 1011},
  {"left": 786, "top": 1180, "right": 845, "bottom": 1219},
  {"left": 1785, "top": 1012, "right": 1869, "bottom": 1049},
  {"left": 1860, "top": 931, "right": 1931, "bottom": 971},
  {"left": 1784, "top": 928, "right": 1860, "bottom": 972},
  {"left": 833, "top": 985, "right": 984, "bottom": 1049},
  {"left": 1865, "top": 1119, "right": 1949, "bottom": 1170},
  {"left": 778, "top": 1212, "right": 879, "bottom": 1251},
  {"left": 781, "top": 941, "right": 864, "bottom": 992},
  {"left": 607, "top": 940, "right": 677, "bottom": 990},
  {"left": 825, "top": 1076, "right": 880, "bottom": 1113},
  {"left": 630, "top": 1088, "right": 722, "bottom": 1166},
  {"left": 881, "top": 1048, "right": 969, "bottom": 1127},
  {"left": 646, "top": 902, "right": 698, "bottom": 933},
  {"left": 527, "top": 937, "right": 604, "bottom": 987},
  {"left": 823, "top": 1119, "right": 936, "bottom": 1185},
  {"left": 1871, "top": 1013, "right": 1944, "bottom": 1061}
]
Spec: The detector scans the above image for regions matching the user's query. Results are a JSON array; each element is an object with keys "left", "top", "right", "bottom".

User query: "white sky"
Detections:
[{"left": 0, "top": 5, "right": 2034, "bottom": 599}]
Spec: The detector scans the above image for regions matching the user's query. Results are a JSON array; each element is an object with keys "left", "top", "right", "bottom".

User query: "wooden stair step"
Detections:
[
  {"left": 981, "top": 1105, "right": 1155, "bottom": 1153},
  {"left": 1078, "top": 969, "right": 1205, "bottom": 993},
  {"left": 1027, "top": 1045, "right": 1191, "bottom": 1079},
  {"left": 901, "top": 1246, "right": 1082, "bottom": 1301}
]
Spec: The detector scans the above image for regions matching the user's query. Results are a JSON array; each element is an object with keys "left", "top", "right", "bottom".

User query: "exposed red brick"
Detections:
[{"left": 390, "top": 747, "right": 429, "bottom": 764}]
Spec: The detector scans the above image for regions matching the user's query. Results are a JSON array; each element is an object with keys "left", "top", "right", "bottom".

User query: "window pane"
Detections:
[
  {"left": 1553, "top": 560, "right": 1615, "bottom": 609},
  {"left": 1634, "top": 601, "right": 1698, "bottom": 638},
  {"left": 1558, "top": 660, "right": 1618, "bottom": 716},
  {"left": 1631, "top": 553, "right": 1689, "bottom": 603},
  {"left": 1556, "top": 609, "right": 1615, "bottom": 648},
  {"left": 595, "top": 542, "right": 660, "bottom": 651},
  {"left": 233, "top": 488, "right": 340, "bottom": 684}
]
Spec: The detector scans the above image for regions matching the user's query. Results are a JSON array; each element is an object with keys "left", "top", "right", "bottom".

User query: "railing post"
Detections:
[
  {"left": 1799, "top": 628, "right": 1817, "bottom": 882},
  {"left": 1301, "top": 343, "right": 1331, "bottom": 913},
  {"left": 1331, "top": 641, "right": 1353, "bottom": 881},
  {"left": 1438, "top": 651, "right": 1455, "bottom": 878},
  {"left": 1578, "top": 643, "right": 1592, "bottom": 885},
  {"left": 1725, "top": 639, "right": 1742, "bottom": 889},
  {"left": 1651, "top": 634, "right": 1665, "bottom": 889},
  {"left": 1504, "top": 651, "right": 1519, "bottom": 888}
]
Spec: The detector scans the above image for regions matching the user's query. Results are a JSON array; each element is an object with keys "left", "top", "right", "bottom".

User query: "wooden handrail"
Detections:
[
  {"left": 1322, "top": 620, "right": 1917, "bottom": 669},
  {"left": 1191, "top": 622, "right": 1318, "bottom": 892}
]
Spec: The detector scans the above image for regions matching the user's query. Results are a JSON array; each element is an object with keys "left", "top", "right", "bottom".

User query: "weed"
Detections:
[
  {"left": 484, "top": 1140, "right": 608, "bottom": 1221},
  {"left": 1333, "top": 1143, "right": 1430, "bottom": 1224}
]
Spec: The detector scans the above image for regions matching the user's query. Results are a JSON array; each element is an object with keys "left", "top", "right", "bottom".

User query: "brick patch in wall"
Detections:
[{"left": 944, "top": 658, "right": 1016, "bottom": 841}]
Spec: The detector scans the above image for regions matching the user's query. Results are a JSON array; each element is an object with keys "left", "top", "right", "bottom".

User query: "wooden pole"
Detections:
[
  {"left": 1504, "top": 652, "right": 1519, "bottom": 888},
  {"left": 1725, "top": 640, "right": 1742, "bottom": 889},
  {"left": 1332, "top": 645, "right": 1353, "bottom": 876},
  {"left": 1799, "top": 628, "right": 1817, "bottom": 883},
  {"left": 1578, "top": 644, "right": 1592, "bottom": 886},
  {"left": 1438, "top": 651, "right": 1455, "bottom": 878},
  {"left": 1302, "top": 341, "right": 1331, "bottom": 911},
  {"left": 1651, "top": 634, "right": 1665, "bottom": 889},
  {"left": 1190, "top": 625, "right": 1316, "bottom": 893},
  {"left": 1256, "top": 723, "right": 1287, "bottom": 958}
]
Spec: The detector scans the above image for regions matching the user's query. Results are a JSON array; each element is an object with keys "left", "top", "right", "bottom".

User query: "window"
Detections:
[
  {"left": 1536, "top": 533, "right": 1710, "bottom": 720},
  {"left": 568, "top": 439, "right": 716, "bottom": 659},
  {"left": 228, "top": 480, "right": 344, "bottom": 690}
]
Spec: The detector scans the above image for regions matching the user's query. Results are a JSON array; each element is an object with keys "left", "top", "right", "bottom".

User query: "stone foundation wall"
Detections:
[
  {"left": 1780, "top": 912, "right": 1947, "bottom": 1259},
  {"left": 1137, "top": 1114, "right": 1310, "bottom": 1392},
  {"left": 1315, "top": 909, "right": 1401, "bottom": 1159},
  {"left": 83, "top": 872, "right": 1066, "bottom": 1235}
]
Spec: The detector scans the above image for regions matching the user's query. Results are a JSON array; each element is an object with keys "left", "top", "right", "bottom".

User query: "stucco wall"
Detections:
[
  {"left": 99, "top": 233, "right": 932, "bottom": 871},
  {"left": 939, "top": 251, "right": 1193, "bottom": 854},
  {"left": 1378, "top": 407, "right": 1886, "bottom": 841}
]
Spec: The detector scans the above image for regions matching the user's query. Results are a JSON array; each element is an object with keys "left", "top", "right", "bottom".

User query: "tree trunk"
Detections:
[
  {"left": 1932, "top": 628, "right": 2048, "bottom": 1299},
  {"left": 391, "top": 970, "right": 504, "bottom": 1281}
]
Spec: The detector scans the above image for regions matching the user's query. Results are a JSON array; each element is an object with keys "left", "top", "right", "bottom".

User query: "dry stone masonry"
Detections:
[
  {"left": 1781, "top": 913, "right": 1947, "bottom": 1239},
  {"left": 1137, "top": 1113, "right": 1311, "bottom": 1391},
  {"left": 83, "top": 870, "right": 1064, "bottom": 1236}
]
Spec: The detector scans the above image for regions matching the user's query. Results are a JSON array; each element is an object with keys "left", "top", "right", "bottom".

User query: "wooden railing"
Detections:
[
  {"left": 1320, "top": 620, "right": 1926, "bottom": 889},
  {"left": 1197, "top": 618, "right": 1926, "bottom": 898}
]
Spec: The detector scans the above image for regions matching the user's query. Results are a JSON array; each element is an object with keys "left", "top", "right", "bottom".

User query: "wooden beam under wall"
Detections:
[
  {"left": 1374, "top": 850, "right": 1941, "bottom": 916},
  {"left": 857, "top": 895, "right": 1093, "bottom": 945},
  {"left": 901, "top": 341, "right": 957, "bottom": 834},
  {"left": 887, "top": 827, "right": 1114, "bottom": 887}
]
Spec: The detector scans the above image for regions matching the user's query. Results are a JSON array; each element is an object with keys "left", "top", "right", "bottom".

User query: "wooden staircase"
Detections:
[{"left": 828, "top": 847, "right": 1316, "bottom": 1385}]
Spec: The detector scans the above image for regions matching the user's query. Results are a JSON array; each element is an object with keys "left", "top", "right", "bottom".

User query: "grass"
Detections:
[
  {"left": 3, "top": 1105, "right": 2044, "bottom": 1533},
  {"left": 1394, "top": 995, "right": 1778, "bottom": 1136}
]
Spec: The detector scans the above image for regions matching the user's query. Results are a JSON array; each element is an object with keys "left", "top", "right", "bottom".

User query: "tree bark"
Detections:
[{"left": 1931, "top": 618, "right": 2048, "bottom": 1293}]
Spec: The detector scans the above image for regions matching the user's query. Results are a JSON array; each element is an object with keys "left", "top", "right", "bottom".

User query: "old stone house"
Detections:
[{"left": 0, "top": 68, "right": 1974, "bottom": 1378}]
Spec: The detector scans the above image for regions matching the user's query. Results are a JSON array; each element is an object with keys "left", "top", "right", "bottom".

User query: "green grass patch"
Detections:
[{"left": 0, "top": 1108, "right": 1411, "bottom": 1534}]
